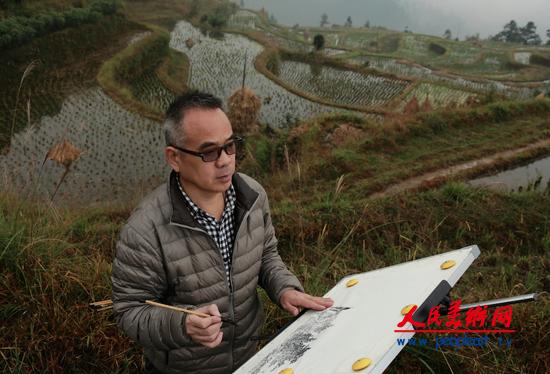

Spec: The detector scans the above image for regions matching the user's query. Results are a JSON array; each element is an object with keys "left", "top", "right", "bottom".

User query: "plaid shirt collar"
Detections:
[{"left": 175, "top": 174, "right": 236, "bottom": 224}]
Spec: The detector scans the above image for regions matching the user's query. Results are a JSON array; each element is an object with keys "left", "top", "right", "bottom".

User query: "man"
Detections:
[{"left": 111, "top": 91, "right": 333, "bottom": 373}]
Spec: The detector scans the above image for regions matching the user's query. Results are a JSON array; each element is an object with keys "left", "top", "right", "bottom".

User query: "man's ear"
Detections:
[{"left": 165, "top": 147, "right": 181, "bottom": 172}]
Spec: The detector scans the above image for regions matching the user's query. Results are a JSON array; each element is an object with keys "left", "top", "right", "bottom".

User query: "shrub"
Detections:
[
  {"left": 266, "top": 50, "right": 281, "bottom": 75},
  {"left": 428, "top": 42, "right": 446, "bottom": 55},
  {"left": 0, "top": 0, "right": 118, "bottom": 50},
  {"left": 530, "top": 54, "right": 550, "bottom": 67}
]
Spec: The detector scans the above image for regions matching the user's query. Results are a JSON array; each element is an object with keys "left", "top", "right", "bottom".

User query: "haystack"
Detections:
[
  {"left": 403, "top": 96, "right": 420, "bottom": 115},
  {"left": 46, "top": 139, "right": 82, "bottom": 168},
  {"left": 227, "top": 87, "right": 261, "bottom": 134},
  {"left": 420, "top": 96, "right": 433, "bottom": 112},
  {"left": 465, "top": 95, "right": 480, "bottom": 107},
  {"left": 43, "top": 139, "right": 82, "bottom": 201}
]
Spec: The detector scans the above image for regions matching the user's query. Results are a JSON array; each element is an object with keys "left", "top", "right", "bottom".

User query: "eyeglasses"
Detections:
[{"left": 170, "top": 136, "right": 243, "bottom": 162}]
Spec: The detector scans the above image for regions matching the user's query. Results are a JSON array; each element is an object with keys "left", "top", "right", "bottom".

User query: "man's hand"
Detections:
[
  {"left": 185, "top": 304, "right": 223, "bottom": 348},
  {"left": 280, "top": 289, "right": 334, "bottom": 316}
]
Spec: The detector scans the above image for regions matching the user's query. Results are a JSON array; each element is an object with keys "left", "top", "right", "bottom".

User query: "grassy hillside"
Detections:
[
  {"left": 1, "top": 170, "right": 548, "bottom": 372},
  {"left": 2, "top": 95, "right": 550, "bottom": 371}
]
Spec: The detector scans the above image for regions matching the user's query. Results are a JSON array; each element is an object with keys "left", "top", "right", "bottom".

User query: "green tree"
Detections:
[
  {"left": 547, "top": 29, "right": 550, "bottom": 45},
  {"left": 521, "top": 21, "right": 541, "bottom": 45},
  {"left": 207, "top": 14, "right": 225, "bottom": 29},
  {"left": 320, "top": 13, "right": 328, "bottom": 27},
  {"left": 364, "top": 20, "right": 370, "bottom": 28},
  {"left": 492, "top": 20, "right": 523, "bottom": 43},
  {"left": 344, "top": 16, "right": 352, "bottom": 27},
  {"left": 313, "top": 33, "right": 325, "bottom": 50},
  {"left": 443, "top": 29, "right": 452, "bottom": 40}
]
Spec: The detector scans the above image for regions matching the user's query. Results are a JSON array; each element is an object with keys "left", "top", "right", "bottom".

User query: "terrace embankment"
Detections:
[
  {"left": 370, "top": 137, "right": 550, "bottom": 198},
  {"left": 249, "top": 99, "right": 550, "bottom": 199},
  {"left": 97, "top": 26, "right": 172, "bottom": 122}
]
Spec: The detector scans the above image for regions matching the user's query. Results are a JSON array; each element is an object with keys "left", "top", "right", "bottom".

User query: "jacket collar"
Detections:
[{"left": 168, "top": 170, "right": 258, "bottom": 227}]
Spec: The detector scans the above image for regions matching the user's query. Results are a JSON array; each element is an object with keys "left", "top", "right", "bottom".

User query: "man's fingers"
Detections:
[
  {"left": 187, "top": 313, "right": 221, "bottom": 329},
  {"left": 184, "top": 304, "right": 222, "bottom": 342},
  {"left": 189, "top": 321, "right": 221, "bottom": 337},
  {"left": 310, "top": 296, "right": 334, "bottom": 308},
  {"left": 295, "top": 295, "right": 333, "bottom": 311},
  {"left": 200, "top": 331, "right": 223, "bottom": 348},
  {"left": 196, "top": 304, "right": 221, "bottom": 317},
  {"left": 194, "top": 329, "right": 222, "bottom": 343},
  {"left": 281, "top": 290, "right": 336, "bottom": 316},
  {"left": 281, "top": 299, "right": 299, "bottom": 316}
]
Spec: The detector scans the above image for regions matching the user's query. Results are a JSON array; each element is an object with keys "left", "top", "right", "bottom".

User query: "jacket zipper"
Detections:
[
  {"left": 227, "top": 195, "right": 259, "bottom": 369},
  {"left": 169, "top": 193, "right": 260, "bottom": 369}
]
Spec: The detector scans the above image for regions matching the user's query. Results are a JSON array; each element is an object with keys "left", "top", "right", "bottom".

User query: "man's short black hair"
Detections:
[{"left": 164, "top": 90, "right": 224, "bottom": 146}]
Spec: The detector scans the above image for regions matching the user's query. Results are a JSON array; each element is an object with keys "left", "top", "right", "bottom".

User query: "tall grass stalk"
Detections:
[{"left": 8, "top": 60, "right": 38, "bottom": 152}]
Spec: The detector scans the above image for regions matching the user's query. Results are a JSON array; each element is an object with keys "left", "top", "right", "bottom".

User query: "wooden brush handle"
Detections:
[
  {"left": 145, "top": 300, "right": 236, "bottom": 325},
  {"left": 145, "top": 300, "right": 210, "bottom": 317}
]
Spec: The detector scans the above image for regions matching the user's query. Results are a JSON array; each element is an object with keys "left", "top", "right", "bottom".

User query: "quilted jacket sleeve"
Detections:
[
  {"left": 258, "top": 192, "right": 305, "bottom": 306},
  {"left": 111, "top": 223, "right": 193, "bottom": 351}
]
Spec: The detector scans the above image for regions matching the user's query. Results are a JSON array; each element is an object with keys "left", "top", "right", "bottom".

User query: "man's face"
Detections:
[{"left": 167, "top": 108, "right": 236, "bottom": 195}]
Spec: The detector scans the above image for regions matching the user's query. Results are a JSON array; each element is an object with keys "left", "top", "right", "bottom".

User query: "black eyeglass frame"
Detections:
[{"left": 170, "top": 135, "right": 244, "bottom": 162}]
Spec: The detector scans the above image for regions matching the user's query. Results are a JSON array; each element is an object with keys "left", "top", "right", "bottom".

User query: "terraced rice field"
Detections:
[
  {"left": 263, "top": 31, "right": 309, "bottom": 52},
  {"left": 228, "top": 9, "right": 260, "bottom": 29},
  {"left": 0, "top": 72, "right": 95, "bottom": 149},
  {"left": 130, "top": 68, "right": 176, "bottom": 112},
  {"left": 0, "top": 87, "right": 167, "bottom": 203},
  {"left": 398, "top": 35, "right": 438, "bottom": 61},
  {"left": 325, "top": 47, "right": 347, "bottom": 56},
  {"left": 278, "top": 60, "right": 409, "bottom": 107},
  {"left": 261, "top": 29, "right": 345, "bottom": 56},
  {"left": 169, "top": 21, "right": 370, "bottom": 126},
  {"left": 399, "top": 82, "right": 475, "bottom": 110},
  {"left": 439, "top": 43, "right": 480, "bottom": 65},
  {"left": 349, "top": 55, "right": 433, "bottom": 79},
  {"left": 0, "top": 22, "right": 144, "bottom": 149},
  {"left": 347, "top": 55, "right": 535, "bottom": 99},
  {"left": 342, "top": 31, "right": 386, "bottom": 51}
]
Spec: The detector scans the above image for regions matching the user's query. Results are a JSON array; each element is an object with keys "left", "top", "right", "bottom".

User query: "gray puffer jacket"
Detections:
[{"left": 111, "top": 171, "right": 304, "bottom": 373}]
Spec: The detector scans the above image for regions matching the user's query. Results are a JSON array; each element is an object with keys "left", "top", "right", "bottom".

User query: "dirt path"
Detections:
[{"left": 369, "top": 138, "right": 550, "bottom": 199}]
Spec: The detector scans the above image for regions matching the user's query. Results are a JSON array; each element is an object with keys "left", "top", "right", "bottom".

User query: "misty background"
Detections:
[{"left": 236, "top": 0, "right": 550, "bottom": 40}]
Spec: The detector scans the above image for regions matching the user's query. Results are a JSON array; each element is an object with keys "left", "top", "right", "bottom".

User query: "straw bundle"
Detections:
[
  {"left": 403, "top": 96, "right": 419, "bottom": 115},
  {"left": 46, "top": 139, "right": 82, "bottom": 168},
  {"left": 42, "top": 139, "right": 82, "bottom": 201},
  {"left": 227, "top": 86, "right": 261, "bottom": 134},
  {"left": 420, "top": 96, "right": 433, "bottom": 112}
]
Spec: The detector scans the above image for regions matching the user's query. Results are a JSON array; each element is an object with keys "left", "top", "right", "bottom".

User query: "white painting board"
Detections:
[{"left": 235, "top": 245, "right": 481, "bottom": 374}]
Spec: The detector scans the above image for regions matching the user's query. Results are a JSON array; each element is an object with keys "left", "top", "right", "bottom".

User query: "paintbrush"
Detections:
[{"left": 145, "top": 300, "right": 236, "bottom": 326}]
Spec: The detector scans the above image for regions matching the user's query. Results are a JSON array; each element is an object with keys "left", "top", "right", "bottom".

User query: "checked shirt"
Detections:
[{"left": 176, "top": 175, "right": 236, "bottom": 289}]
